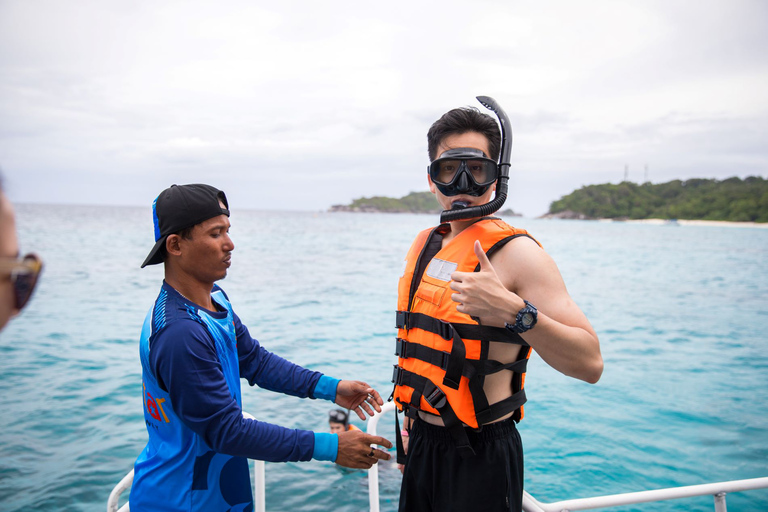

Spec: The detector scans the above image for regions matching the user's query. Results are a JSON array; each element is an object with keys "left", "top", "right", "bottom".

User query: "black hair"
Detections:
[
  {"left": 159, "top": 226, "right": 197, "bottom": 261},
  {"left": 427, "top": 107, "right": 501, "bottom": 161},
  {"left": 177, "top": 226, "right": 195, "bottom": 240}
]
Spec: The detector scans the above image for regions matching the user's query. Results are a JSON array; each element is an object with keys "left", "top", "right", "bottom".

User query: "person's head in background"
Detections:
[
  {"left": 0, "top": 174, "right": 43, "bottom": 331},
  {"left": 329, "top": 409, "right": 350, "bottom": 434}
]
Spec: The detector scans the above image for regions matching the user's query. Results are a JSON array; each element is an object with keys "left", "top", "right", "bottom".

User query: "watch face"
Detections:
[{"left": 521, "top": 313, "right": 533, "bottom": 327}]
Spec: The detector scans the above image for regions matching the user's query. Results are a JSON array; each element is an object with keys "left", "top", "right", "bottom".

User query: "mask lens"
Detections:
[
  {"left": 432, "top": 160, "right": 461, "bottom": 184},
  {"left": 466, "top": 160, "right": 496, "bottom": 185},
  {"left": 429, "top": 158, "right": 498, "bottom": 186}
]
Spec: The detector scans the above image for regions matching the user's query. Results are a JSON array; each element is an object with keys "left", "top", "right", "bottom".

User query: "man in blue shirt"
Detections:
[{"left": 132, "top": 183, "right": 391, "bottom": 511}]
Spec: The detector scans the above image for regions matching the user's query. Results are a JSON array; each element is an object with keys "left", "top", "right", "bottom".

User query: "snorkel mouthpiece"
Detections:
[{"left": 439, "top": 96, "right": 513, "bottom": 223}]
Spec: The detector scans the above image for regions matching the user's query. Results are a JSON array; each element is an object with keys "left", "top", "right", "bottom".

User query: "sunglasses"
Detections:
[{"left": 0, "top": 253, "right": 43, "bottom": 310}]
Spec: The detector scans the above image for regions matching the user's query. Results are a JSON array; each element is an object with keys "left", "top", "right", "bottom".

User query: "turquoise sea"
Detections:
[{"left": 1, "top": 204, "right": 767, "bottom": 511}]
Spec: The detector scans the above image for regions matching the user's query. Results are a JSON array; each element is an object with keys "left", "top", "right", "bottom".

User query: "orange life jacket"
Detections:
[{"left": 392, "top": 217, "right": 539, "bottom": 456}]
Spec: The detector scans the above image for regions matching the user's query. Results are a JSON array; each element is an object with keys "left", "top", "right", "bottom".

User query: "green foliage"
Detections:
[
  {"left": 549, "top": 177, "right": 768, "bottom": 222},
  {"left": 349, "top": 191, "right": 441, "bottom": 213}
]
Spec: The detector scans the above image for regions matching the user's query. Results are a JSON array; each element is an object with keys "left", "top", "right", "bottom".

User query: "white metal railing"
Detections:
[
  {"left": 106, "top": 469, "right": 133, "bottom": 512},
  {"left": 109, "top": 405, "right": 768, "bottom": 512},
  {"left": 521, "top": 477, "right": 768, "bottom": 512},
  {"left": 244, "top": 412, "right": 267, "bottom": 512},
  {"left": 366, "top": 401, "right": 397, "bottom": 512}
]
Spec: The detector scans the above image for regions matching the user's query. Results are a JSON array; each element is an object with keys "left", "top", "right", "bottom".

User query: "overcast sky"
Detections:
[{"left": 1, "top": 0, "right": 766, "bottom": 217}]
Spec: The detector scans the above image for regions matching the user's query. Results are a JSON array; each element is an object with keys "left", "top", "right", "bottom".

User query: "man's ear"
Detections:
[
  {"left": 427, "top": 174, "right": 436, "bottom": 194},
  {"left": 165, "top": 234, "right": 182, "bottom": 257}
]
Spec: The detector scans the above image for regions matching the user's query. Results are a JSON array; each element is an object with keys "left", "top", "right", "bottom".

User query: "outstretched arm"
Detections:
[
  {"left": 334, "top": 380, "right": 385, "bottom": 419},
  {"left": 450, "top": 239, "right": 603, "bottom": 383},
  {"left": 235, "top": 316, "right": 389, "bottom": 413}
]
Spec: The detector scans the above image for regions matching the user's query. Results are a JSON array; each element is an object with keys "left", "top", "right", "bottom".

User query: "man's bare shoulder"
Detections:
[
  {"left": 493, "top": 233, "right": 551, "bottom": 266},
  {"left": 491, "top": 233, "right": 561, "bottom": 291}
]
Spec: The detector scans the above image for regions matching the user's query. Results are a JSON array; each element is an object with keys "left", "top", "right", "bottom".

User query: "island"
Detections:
[
  {"left": 329, "top": 191, "right": 521, "bottom": 216},
  {"left": 544, "top": 176, "right": 767, "bottom": 223},
  {"left": 329, "top": 177, "right": 767, "bottom": 224}
]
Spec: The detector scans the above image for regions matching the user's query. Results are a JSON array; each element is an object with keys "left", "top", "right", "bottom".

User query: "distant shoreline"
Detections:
[
  {"left": 15, "top": 203, "right": 767, "bottom": 228},
  {"left": 538, "top": 210, "right": 767, "bottom": 228},
  {"left": 584, "top": 219, "right": 768, "bottom": 229},
  {"left": 619, "top": 218, "right": 768, "bottom": 229}
]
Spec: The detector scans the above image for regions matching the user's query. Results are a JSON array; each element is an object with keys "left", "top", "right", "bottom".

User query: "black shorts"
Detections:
[{"left": 398, "top": 417, "right": 524, "bottom": 512}]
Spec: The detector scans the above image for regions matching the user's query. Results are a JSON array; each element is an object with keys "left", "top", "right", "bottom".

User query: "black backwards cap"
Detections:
[{"left": 141, "top": 184, "right": 230, "bottom": 268}]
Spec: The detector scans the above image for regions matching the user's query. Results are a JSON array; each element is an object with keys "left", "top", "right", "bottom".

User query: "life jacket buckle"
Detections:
[
  {"left": 392, "top": 365, "right": 404, "bottom": 385},
  {"left": 395, "top": 338, "right": 408, "bottom": 358},
  {"left": 395, "top": 310, "right": 409, "bottom": 329},
  {"left": 424, "top": 385, "right": 447, "bottom": 410},
  {"left": 439, "top": 351, "right": 450, "bottom": 371},
  {"left": 436, "top": 319, "right": 453, "bottom": 340}
]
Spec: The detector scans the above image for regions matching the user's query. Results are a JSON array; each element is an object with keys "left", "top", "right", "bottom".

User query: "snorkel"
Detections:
[{"left": 439, "top": 96, "right": 512, "bottom": 223}]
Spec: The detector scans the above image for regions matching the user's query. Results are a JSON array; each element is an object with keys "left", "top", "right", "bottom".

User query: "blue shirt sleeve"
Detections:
[
  {"left": 150, "top": 319, "right": 322, "bottom": 462},
  {"left": 312, "top": 433, "right": 339, "bottom": 462},
  {"left": 313, "top": 375, "right": 340, "bottom": 402}
]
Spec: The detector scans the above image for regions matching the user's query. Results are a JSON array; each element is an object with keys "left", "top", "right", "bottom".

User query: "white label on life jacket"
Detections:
[{"left": 426, "top": 258, "right": 458, "bottom": 282}]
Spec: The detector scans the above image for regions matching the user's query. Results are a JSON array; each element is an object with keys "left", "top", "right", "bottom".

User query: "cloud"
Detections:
[{"left": 0, "top": 0, "right": 766, "bottom": 217}]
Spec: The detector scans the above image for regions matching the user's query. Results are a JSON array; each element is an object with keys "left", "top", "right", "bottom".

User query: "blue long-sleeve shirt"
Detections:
[
  {"left": 150, "top": 295, "right": 322, "bottom": 460},
  {"left": 132, "top": 282, "right": 338, "bottom": 511}
]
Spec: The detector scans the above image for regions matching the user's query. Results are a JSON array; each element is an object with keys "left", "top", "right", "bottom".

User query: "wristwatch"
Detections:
[{"left": 505, "top": 300, "right": 538, "bottom": 333}]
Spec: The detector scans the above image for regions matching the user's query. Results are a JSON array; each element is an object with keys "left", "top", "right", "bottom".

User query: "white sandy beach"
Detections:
[{"left": 621, "top": 218, "right": 768, "bottom": 229}]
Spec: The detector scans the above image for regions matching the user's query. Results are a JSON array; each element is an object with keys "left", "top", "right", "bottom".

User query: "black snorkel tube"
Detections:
[{"left": 439, "top": 95, "right": 512, "bottom": 223}]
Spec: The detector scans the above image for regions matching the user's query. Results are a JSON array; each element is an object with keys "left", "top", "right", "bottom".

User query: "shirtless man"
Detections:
[{"left": 393, "top": 100, "right": 602, "bottom": 512}]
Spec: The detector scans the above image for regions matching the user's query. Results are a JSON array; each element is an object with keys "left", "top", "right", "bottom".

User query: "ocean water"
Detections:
[{"left": 1, "top": 204, "right": 767, "bottom": 512}]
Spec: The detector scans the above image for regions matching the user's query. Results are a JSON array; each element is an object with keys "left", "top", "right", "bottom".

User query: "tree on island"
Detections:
[
  {"left": 547, "top": 177, "right": 768, "bottom": 223},
  {"left": 330, "top": 191, "right": 521, "bottom": 216}
]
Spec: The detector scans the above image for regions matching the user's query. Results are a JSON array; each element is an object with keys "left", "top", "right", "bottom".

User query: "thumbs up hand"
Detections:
[{"left": 450, "top": 240, "right": 519, "bottom": 324}]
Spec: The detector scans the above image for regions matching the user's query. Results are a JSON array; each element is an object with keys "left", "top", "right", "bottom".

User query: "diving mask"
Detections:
[
  {"left": 329, "top": 409, "right": 349, "bottom": 425},
  {"left": 428, "top": 148, "right": 499, "bottom": 197}
]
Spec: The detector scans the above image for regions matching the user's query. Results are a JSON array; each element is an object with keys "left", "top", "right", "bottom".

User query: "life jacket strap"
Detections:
[
  {"left": 396, "top": 311, "right": 528, "bottom": 346},
  {"left": 395, "top": 408, "right": 407, "bottom": 465},
  {"left": 395, "top": 312, "right": 466, "bottom": 390},
  {"left": 392, "top": 366, "right": 420, "bottom": 405},
  {"left": 392, "top": 366, "right": 477, "bottom": 458},
  {"left": 421, "top": 380, "right": 476, "bottom": 458},
  {"left": 471, "top": 357, "right": 528, "bottom": 376},
  {"left": 393, "top": 362, "right": 528, "bottom": 427},
  {"left": 396, "top": 338, "right": 528, "bottom": 378},
  {"left": 475, "top": 389, "right": 528, "bottom": 425},
  {"left": 396, "top": 338, "right": 450, "bottom": 371},
  {"left": 397, "top": 311, "right": 527, "bottom": 391}
]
